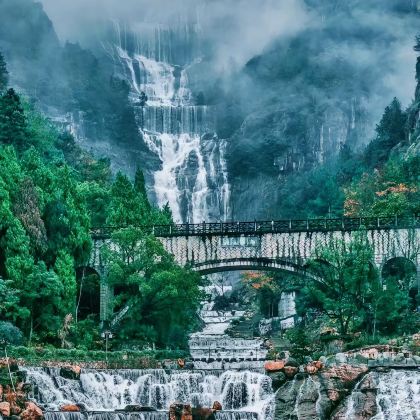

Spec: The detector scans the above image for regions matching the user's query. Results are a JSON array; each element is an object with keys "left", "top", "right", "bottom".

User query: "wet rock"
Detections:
[
  {"left": 332, "top": 373, "right": 378, "bottom": 420},
  {"left": 20, "top": 402, "right": 43, "bottom": 420},
  {"left": 264, "top": 360, "right": 285, "bottom": 372},
  {"left": 321, "top": 364, "right": 368, "bottom": 383},
  {"left": 306, "top": 365, "right": 317, "bottom": 374},
  {"left": 4, "top": 389, "right": 25, "bottom": 415},
  {"left": 268, "top": 371, "right": 286, "bottom": 390},
  {"left": 212, "top": 401, "right": 222, "bottom": 411},
  {"left": 191, "top": 408, "right": 216, "bottom": 419},
  {"left": 0, "top": 402, "right": 10, "bottom": 416},
  {"left": 60, "top": 366, "right": 81, "bottom": 380},
  {"left": 177, "top": 359, "right": 185, "bottom": 369},
  {"left": 169, "top": 403, "right": 193, "bottom": 420},
  {"left": 284, "top": 365, "right": 298, "bottom": 378},
  {"left": 60, "top": 404, "right": 80, "bottom": 412}
]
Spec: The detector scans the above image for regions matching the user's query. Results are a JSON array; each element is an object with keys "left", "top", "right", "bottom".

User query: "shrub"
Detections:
[{"left": 0, "top": 322, "right": 24, "bottom": 346}]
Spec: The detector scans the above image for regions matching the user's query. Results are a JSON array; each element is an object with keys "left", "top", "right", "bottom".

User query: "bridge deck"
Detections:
[{"left": 91, "top": 216, "right": 419, "bottom": 239}]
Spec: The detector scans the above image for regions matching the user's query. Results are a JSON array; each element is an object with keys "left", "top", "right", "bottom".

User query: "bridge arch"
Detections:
[
  {"left": 381, "top": 256, "right": 418, "bottom": 293},
  {"left": 190, "top": 257, "right": 319, "bottom": 280}
]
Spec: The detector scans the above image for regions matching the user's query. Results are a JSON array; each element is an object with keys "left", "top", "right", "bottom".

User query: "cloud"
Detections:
[{"left": 40, "top": 0, "right": 312, "bottom": 70}]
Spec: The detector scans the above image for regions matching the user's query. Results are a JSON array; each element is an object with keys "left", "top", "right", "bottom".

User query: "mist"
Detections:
[{"left": 39, "top": 0, "right": 418, "bottom": 107}]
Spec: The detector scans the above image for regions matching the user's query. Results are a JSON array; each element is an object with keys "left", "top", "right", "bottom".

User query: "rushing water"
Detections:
[
  {"left": 341, "top": 369, "right": 420, "bottom": 420},
  {"left": 23, "top": 367, "right": 272, "bottom": 419},
  {"left": 112, "top": 22, "right": 230, "bottom": 223},
  {"left": 372, "top": 370, "right": 419, "bottom": 420}
]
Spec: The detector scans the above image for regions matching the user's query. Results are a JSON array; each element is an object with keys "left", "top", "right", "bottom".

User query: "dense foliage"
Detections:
[{"left": 0, "top": 57, "right": 201, "bottom": 350}]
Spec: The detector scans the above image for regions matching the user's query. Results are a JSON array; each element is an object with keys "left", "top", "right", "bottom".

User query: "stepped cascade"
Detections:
[
  {"left": 22, "top": 367, "right": 274, "bottom": 420},
  {"left": 112, "top": 22, "right": 230, "bottom": 223}
]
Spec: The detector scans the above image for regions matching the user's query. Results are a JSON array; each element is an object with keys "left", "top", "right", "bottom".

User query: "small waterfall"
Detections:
[
  {"left": 112, "top": 22, "right": 230, "bottom": 223},
  {"left": 339, "top": 370, "right": 420, "bottom": 420},
  {"left": 278, "top": 291, "right": 296, "bottom": 329},
  {"left": 23, "top": 367, "right": 273, "bottom": 420},
  {"left": 44, "top": 414, "right": 166, "bottom": 420},
  {"left": 371, "top": 370, "right": 420, "bottom": 419}
]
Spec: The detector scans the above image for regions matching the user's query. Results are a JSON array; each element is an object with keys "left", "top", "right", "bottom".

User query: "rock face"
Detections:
[
  {"left": 60, "top": 366, "right": 81, "bottom": 380},
  {"left": 332, "top": 373, "right": 378, "bottom": 420},
  {"left": 274, "top": 363, "right": 369, "bottom": 419}
]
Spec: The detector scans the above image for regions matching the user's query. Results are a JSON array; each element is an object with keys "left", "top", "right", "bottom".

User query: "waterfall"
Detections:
[
  {"left": 371, "top": 370, "right": 420, "bottom": 419},
  {"left": 23, "top": 367, "right": 273, "bottom": 420},
  {"left": 112, "top": 22, "right": 230, "bottom": 223},
  {"left": 341, "top": 370, "right": 420, "bottom": 420},
  {"left": 278, "top": 291, "right": 296, "bottom": 329}
]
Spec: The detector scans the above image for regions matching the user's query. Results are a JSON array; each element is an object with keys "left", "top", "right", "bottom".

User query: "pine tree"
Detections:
[
  {"left": 0, "top": 88, "right": 27, "bottom": 149},
  {"left": 364, "top": 98, "right": 407, "bottom": 168},
  {"left": 0, "top": 52, "right": 7, "bottom": 92}
]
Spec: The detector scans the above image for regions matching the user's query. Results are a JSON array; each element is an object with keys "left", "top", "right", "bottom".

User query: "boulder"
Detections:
[
  {"left": 212, "top": 401, "right": 222, "bottom": 411},
  {"left": 305, "top": 364, "right": 318, "bottom": 374},
  {"left": 191, "top": 408, "right": 216, "bottom": 419},
  {"left": 60, "top": 404, "right": 80, "bottom": 412},
  {"left": 60, "top": 366, "right": 81, "bottom": 380},
  {"left": 284, "top": 366, "right": 298, "bottom": 378},
  {"left": 0, "top": 402, "right": 10, "bottom": 417},
  {"left": 264, "top": 360, "right": 285, "bottom": 372},
  {"left": 20, "top": 402, "right": 43, "bottom": 420},
  {"left": 169, "top": 403, "right": 193, "bottom": 420},
  {"left": 177, "top": 359, "right": 185, "bottom": 369},
  {"left": 268, "top": 371, "right": 287, "bottom": 390}
]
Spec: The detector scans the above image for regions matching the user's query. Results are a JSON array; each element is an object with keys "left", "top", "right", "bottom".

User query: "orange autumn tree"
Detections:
[
  {"left": 344, "top": 156, "right": 419, "bottom": 217},
  {"left": 242, "top": 272, "right": 282, "bottom": 317}
]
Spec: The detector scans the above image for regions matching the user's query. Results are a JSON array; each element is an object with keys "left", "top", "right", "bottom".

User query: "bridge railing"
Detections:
[{"left": 90, "top": 215, "right": 419, "bottom": 238}]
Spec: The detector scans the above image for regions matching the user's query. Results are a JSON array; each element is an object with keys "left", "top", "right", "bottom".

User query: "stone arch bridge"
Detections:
[{"left": 89, "top": 216, "right": 419, "bottom": 321}]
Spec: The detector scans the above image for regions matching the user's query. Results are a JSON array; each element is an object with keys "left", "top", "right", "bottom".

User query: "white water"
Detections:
[
  {"left": 23, "top": 367, "right": 271, "bottom": 419},
  {"left": 185, "top": 284, "right": 275, "bottom": 419},
  {"left": 371, "top": 370, "right": 420, "bottom": 420},
  {"left": 113, "top": 22, "right": 230, "bottom": 223}
]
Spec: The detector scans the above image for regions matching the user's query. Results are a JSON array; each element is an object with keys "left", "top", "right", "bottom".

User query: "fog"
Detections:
[
  {"left": 39, "top": 0, "right": 418, "bottom": 106},
  {"left": 40, "top": 0, "right": 312, "bottom": 72}
]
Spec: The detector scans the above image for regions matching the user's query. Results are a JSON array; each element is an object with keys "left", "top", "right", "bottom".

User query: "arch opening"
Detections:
[
  {"left": 75, "top": 266, "right": 101, "bottom": 320},
  {"left": 381, "top": 257, "right": 418, "bottom": 307}
]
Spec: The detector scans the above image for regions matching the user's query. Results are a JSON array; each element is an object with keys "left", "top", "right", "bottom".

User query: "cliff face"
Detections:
[
  {"left": 0, "top": 0, "right": 154, "bottom": 178},
  {"left": 1, "top": 0, "right": 419, "bottom": 221},
  {"left": 224, "top": 3, "right": 420, "bottom": 220}
]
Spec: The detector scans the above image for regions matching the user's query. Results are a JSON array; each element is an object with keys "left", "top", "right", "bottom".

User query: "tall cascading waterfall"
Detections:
[{"left": 111, "top": 21, "right": 230, "bottom": 223}]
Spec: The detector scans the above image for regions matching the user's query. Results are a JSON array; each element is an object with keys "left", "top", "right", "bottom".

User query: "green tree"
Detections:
[
  {"left": 103, "top": 227, "right": 202, "bottom": 348},
  {"left": 302, "top": 232, "right": 379, "bottom": 336},
  {"left": 54, "top": 251, "right": 77, "bottom": 316},
  {"left": 0, "top": 89, "right": 28, "bottom": 150},
  {"left": 364, "top": 98, "right": 407, "bottom": 168}
]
